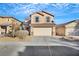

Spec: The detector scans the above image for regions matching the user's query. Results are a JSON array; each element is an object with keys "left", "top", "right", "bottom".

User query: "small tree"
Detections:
[
  {"left": 11, "top": 20, "right": 19, "bottom": 37},
  {"left": 15, "top": 22, "right": 30, "bottom": 40}
]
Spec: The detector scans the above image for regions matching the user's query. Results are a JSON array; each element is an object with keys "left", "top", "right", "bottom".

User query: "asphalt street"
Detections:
[
  {"left": 18, "top": 46, "right": 79, "bottom": 56},
  {"left": 0, "top": 36, "right": 79, "bottom": 56}
]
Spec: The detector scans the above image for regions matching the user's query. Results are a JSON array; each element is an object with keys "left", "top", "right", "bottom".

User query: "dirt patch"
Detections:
[{"left": 0, "top": 36, "right": 32, "bottom": 42}]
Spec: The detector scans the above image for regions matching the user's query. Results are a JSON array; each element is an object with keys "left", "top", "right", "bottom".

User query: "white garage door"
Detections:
[{"left": 33, "top": 28, "right": 52, "bottom": 36}]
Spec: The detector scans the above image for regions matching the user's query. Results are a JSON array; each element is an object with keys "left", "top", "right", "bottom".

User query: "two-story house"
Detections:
[
  {"left": 0, "top": 16, "right": 22, "bottom": 35},
  {"left": 30, "top": 11, "right": 56, "bottom": 36}
]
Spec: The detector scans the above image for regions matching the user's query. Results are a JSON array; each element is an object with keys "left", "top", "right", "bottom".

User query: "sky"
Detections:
[{"left": 0, "top": 3, "right": 79, "bottom": 24}]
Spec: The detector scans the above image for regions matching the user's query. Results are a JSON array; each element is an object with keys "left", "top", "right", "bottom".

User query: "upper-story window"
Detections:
[
  {"left": 46, "top": 16, "right": 50, "bottom": 22},
  {"left": 35, "top": 16, "right": 39, "bottom": 22}
]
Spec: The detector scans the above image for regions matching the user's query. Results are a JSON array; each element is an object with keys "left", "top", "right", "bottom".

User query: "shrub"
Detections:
[{"left": 15, "top": 30, "right": 29, "bottom": 40}]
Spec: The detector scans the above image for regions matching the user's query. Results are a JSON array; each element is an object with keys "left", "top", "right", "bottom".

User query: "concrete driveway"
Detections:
[
  {"left": 24, "top": 36, "right": 79, "bottom": 50},
  {"left": 25, "top": 36, "right": 79, "bottom": 46}
]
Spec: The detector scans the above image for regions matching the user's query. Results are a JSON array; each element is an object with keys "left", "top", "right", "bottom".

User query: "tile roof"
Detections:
[
  {"left": 0, "top": 16, "right": 22, "bottom": 22},
  {"left": 30, "top": 11, "right": 54, "bottom": 17}
]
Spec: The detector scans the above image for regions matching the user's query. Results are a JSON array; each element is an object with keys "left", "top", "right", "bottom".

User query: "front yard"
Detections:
[
  {"left": 0, "top": 30, "right": 32, "bottom": 42},
  {"left": 0, "top": 35, "right": 79, "bottom": 42},
  {"left": 0, "top": 36, "right": 32, "bottom": 42}
]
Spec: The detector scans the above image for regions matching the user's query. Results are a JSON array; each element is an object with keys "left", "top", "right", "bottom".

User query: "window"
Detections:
[
  {"left": 1, "top": 26, "right": 6, "bottom": 29},
  {"left": 46, "top": 16, "right": 50, "bottom": 22},
  {"left": 35, "top": 16, "right": 39, "bottom": 22}
]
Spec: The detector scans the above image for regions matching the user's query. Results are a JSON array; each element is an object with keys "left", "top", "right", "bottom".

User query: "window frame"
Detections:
[
  {"left": 46, "top": 16, "right": 50, "bottom": 22},
  {"left": 35, "top": 16, "right": 39, "bottom": 22}
]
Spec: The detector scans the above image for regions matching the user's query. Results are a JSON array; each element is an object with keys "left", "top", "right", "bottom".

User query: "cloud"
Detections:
[
  {"left": 10, "top": 4, "right": 40, "bottom": 15},
  {"left": 51, "top": 3, "right": 70, "bottom": 9},
  {"left": 10, "top": 3, "right": 49, "bottom": 16},
  {"left": 0, "top": 3, "right": 79, "bottom": 23},
  {"left": 0, "top": 3, "right": 71, "bottom": 16},
  {"left": 49, "top": 3, "right": 79, "bottom": 17}
]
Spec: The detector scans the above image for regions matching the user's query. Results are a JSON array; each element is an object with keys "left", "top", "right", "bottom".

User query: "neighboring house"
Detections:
[
  {"left": 56, "top": 25, "right": 65, "bottom": 36},
  {"left": 30, "top": 11, "right": 56, "bottom": 36},
  {"left": 0, "top": 16, "right": 22, "bottom": 35},
  {"left": 56, "top": 20, "right": 79, "bottom": 36}
]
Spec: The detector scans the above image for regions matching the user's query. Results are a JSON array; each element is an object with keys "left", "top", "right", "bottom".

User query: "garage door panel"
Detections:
[{"left": 33, "top": 28, "right": 52, "bottom": 36}]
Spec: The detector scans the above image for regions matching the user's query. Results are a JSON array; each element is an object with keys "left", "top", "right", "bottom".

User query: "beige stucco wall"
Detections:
[
  {"left": 65, "top": 22, "right": 79, "bottom": 36},
  {"left": 11, "top": 18, "right": 21, "bottom": 25},
  {"left": 31, "top": 13, "right": 54, "bottom": 24},
  {"left": 0, "top": 18, "right": 10, "bottom": 24},
  {"left": 0, "top": 17, "right": 21, "bottom": 34},
  {"left": 65, "top": 22, "right": 77, "bottom": 28},
  {"left": 0, "top": 17, "right": 21, "bottom": 25},
  {"left": 52, "top": 26, "right": 56, "bottom": 36},
  {"left": 56, "top": 22, "right": 79, "bottom": 36},
  {"left": 31, "top": 13, "right": 44, "bottom": 24},
  {"left": 31, "top": 12, "right": 55, "bottom": 36},
  {"left": 43, "top": 12, "right": 54, "bottom": 23},
  {"left": 56, "top": 26, "right": 65, "bottom": 36}
]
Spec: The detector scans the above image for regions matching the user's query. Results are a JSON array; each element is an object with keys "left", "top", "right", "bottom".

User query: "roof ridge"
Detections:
[
  {"left": 0, "top": 16, "right": 13, "bottom": 18},
  {"left": 30, "top": 10, "right": 54, "bottom": 17},
  {"left": 56, "top": 19, "right": 79, "bottom": 27}
]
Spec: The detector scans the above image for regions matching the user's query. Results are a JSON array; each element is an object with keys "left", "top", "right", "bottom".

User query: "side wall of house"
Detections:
[
  {"left": 0, "top": 18, "right": 10, "bottom": 24},
  {"left": 0, "top": 17, "right": 21, "bottom": 34},
  {"left": 31, "top": 13, "right": 54, "bottom": 24},
  {"left": 65, "top": 22, "right": 79, "bottom": 36},
  {"left": 52, "top": 26, "right": 56, "bottom": 36},
  {"left": 31, "top": 14, "right": 43, "bottom": 24},
  {"left": 56, "top": 26, "right": 65, "bottom": 36},
  {"left": 7, "top": 18, "right": 21, "bottom": 33}
]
